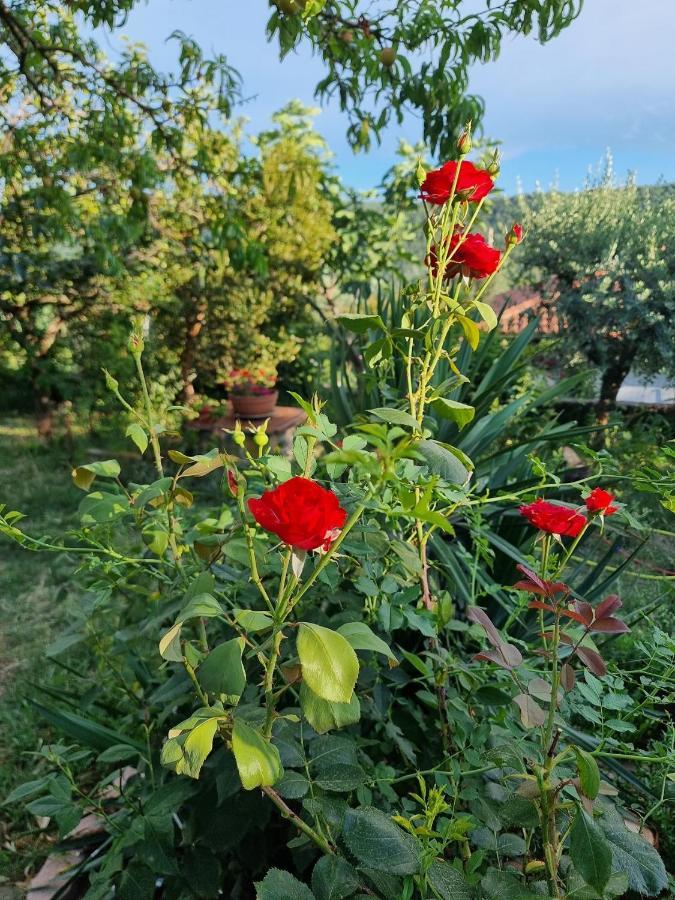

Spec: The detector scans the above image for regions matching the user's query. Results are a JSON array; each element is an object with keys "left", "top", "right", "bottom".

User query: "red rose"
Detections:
[
  {"left": 427, "top": 231, "right": 501, "bottom": 280},
  {"left": 519, "top": 499, "right": 587, "bottom": 538},
  {"left": 248, "top": 477, "right": 347, "bottom": 552},
  {"left": 507, "top": 223, "right": 523, "bottom": 245},
  {"left": 419, "top": 160, "right": 494, "bottom": 205},
  {"left": 585, "top": 487, "right": 618, "bottom": 516}
]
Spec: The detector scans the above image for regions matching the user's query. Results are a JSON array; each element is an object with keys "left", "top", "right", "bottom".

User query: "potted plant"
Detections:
[{"left": 225, "top": 365, "right": 279, "bottom": 418}]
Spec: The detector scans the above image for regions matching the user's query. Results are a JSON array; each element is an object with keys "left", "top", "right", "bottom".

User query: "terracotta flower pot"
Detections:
[{"left": 230, "top": 390, "right": 278, "bottom": 419}]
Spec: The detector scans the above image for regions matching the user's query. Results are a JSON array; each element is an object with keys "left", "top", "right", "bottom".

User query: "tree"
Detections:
[
  {"left": 267, "top": 0, "right": 583, "bottom": 155},
  {"left": 517, "top": 166, "right": 675, "bottom": 418},
  {"left": 0, "top": 1, "right": 583, "bottom": 164}
]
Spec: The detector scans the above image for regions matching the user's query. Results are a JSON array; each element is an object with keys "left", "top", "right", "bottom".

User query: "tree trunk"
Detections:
[
  {"left": 597, "top": 347, "right": 635, "bottom": 426},
  {"left": 180, "top": 301, "right": 207, "bottom": 406}
]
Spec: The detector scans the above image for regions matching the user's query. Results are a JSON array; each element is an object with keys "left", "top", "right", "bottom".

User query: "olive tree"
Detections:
[{"left": 518, "top": 170, "right": 675, "bottom": 416}]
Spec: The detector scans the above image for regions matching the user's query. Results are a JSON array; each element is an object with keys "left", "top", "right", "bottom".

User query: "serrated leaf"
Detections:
[
  {"left": 297, "top": 623, "right": 359, "bottom": 703},
  {"left": 416, "top": 439, "right": 472, "bottom": 485},
  {"left": 598, "top": 808, "right": 668, "bottom": 896},
  {"left": 255, "top": 869, "right": 315, "bottom": 900},
  {"left": 311, "top": 855, "right": 359, "bottom": 900},
  {"left": 569, "top": 808, "right": 612, "bottom": 894},
  {"left": 427, "top": 860, "right": 472, "bottom": 899},
  {"left": 342, "top": 806, "right": 422, "bottom": 875}
]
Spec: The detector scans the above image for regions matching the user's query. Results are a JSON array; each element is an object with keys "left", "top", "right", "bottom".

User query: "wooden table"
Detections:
[{"left": 186, "top": 405, "right": 307, "bottom": 453}]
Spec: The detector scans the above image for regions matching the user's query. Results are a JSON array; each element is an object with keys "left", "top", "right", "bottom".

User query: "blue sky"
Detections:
[{"left": 101, "top": 0, "right": 675, "bottom": 193}]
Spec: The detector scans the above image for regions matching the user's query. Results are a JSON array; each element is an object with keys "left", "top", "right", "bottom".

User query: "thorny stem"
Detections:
[{"left": 261, "top": 786, "right": 334, "bottom": 855}]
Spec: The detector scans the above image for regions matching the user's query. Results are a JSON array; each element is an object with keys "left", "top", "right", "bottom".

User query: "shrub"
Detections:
[{"left": 2, "top": 130, "right": 672, "bottom": 899}]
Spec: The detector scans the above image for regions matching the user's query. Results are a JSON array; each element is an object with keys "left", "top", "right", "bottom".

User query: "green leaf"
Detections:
[
  {"left": 125, "top": 423, "right": 148, "bottom": 455},
  {"left": 427, "top": 860, "right": 472, "bottom": 899},
  {"left": 416, "top": 439, "right": 472, "bottom": 485},
  {"left": 337, "top": 313, "right": 386, "bottom": 334},
  {"left": 31, "top": 701, "right": 144, "bottom": 752},
  {"left": 473, "top": 299, "right": 498, "bottom": 330},
  {"left": 231, "top": 719, "right": 283, "bottom": 790},
  {"left": 71, "top": 459, "right": 121, "bottom": 491},
  {"left": 79, "top": 491, "right": 130, "bottom": 524},
  {"left": 3, "top": 777, "right": 51, "bottom": 805},
  {"left": 232, "top": 608, "right": 274, "bottom": 632},
  {"left": 179, "top": 717, "right": 219, "bottom": 779},
  {"left": 598, "top": 808, "right": 668, "bottom": 896},
  {"left": 198, "top": 638, "right": 246, "bottom": 704},
  {"left": 300, "top": 682, "right": 360, "bottom": 734},
  {"left": 159, "top": 622, "right": 183, "bottom": 662},
  {"left": 574, "top": 748, "right": 601, "bottom": 800},
  {"left": 255, "top": 869, "right": 315, "bottom": 900},
  {"left": 369, "top": 407, "right": 419, "bottom": 430},
  {"left": 314, "top": 761, "right": 367, "bottom": 793},
  {"left": 177, "top": 593, "right": 223, "bottom": 623},
  {"left": 311, "top": 855, "right": 359, "bottom": 900},
  {"left": 118, "top": 862, "right": 157, "bottom": 900},
  {"left": 569, "top": 808, "right": 612, "bottom": 894},
  {"left": 431, "top": 398, "right": 475, "bottom": 430},
  {"left": 457, "top": 314, "right": 480, "bottom": 350},
  {"left": 297, "top": 623, "right": 359, "bottom": 703},
  {"left": 337, "top": 622, "right": 396, "bottom": 662},
  {"left": 97, "top": 744, "right": 140, "bottom": 764},
  {"left": 342, "top": 806, "right": 422, "bottom": 875}
]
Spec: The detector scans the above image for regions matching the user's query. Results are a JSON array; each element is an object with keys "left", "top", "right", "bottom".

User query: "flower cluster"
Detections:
[
  {"left": 420, "top": 156, "right": 521, "bottom": 283},
  {"left": 224, "top": 366, "right": 277, "bottom": 394},
  {"left": 519, "top": 488, "right": 619, "bottom": 538}
]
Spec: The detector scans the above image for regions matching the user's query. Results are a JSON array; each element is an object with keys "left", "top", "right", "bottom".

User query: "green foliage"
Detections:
[
  {"left": 267, "top": 0, "right": 582, "bottom": 155},
  {"left": 517, "top": 162, "right": 675, "bottom": 407},
  {"left": 1, "top": 142, "right": 673, "bottom": 900}
]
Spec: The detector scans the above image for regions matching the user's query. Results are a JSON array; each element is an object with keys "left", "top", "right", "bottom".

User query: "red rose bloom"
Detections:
[
  {"left": 248, "top": 477, "right": 347, "bottom": 552},
  {"left": 585, "top": 487, "right": 618, "bottom": 516},
  {"left": 519, "top": 499, "right": 587, "bottom": 538},
  {"left": 427, "top": 231, "right": 501, "bottom": 280},
  {"left": 419, "top": 160, "right": 494, "bottom": 205}
]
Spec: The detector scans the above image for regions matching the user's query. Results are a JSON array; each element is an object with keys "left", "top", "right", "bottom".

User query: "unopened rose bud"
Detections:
[
  {"left": 416, "top": 159, "right": 427, "bottom": 187},
  {"left": 128, "top": 331, "right": 144, "bottom": 356},
  {"left": 232, "top": 421, "right": 246, "bottom": 447},
  {"left": 253, "top": 431, "right": 269, "bottom": 449},
  {"left": 227, "top": 469, "right": 239, "bottom": 497},
  {"left": 103, "top": 369, "right": 119, "bottom": 392},
  {"left": 457, "top": 126, "right": 472, "bottom": 155},
  {"left": 487, "top": 150, "right": 501, "bottom": 179},
  {"left": 506, "top": 223, "right": 523, "bottom": 245}
]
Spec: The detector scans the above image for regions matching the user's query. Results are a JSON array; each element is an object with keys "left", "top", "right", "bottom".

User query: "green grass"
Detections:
[{"left": 0, "top": 420, "right": 86, "bottom": 883}]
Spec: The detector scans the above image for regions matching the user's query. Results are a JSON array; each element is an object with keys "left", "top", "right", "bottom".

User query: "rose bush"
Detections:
[{"left": 1, "top": 126, "right": 672, "bottom": 898}]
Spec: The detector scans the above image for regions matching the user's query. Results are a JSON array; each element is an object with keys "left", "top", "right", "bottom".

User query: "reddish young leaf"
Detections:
[
  {"left": 560, "top": 663, "right": 576, "bottom": 692},
  {"left": 590, "top": 617, "right": 630, "bottom": 634},
  {"left": 560, "top": 608, "right": 590, "bottom": 625},
  {"left": 576, "top": 646, "right": 607, "bottom": 677},
  {"left": 514, "top": 693, "right": 546, "bottom": 728},
  {"left": 595, "top": 594, "right": 623, "bottom": 619},
  {"left": 514, "top": 564, "right": 568, "bottom": 598},
  {"left": 528, "top": 600, "right": 557, "bottom": 614},
  {"left": 515, "top": 580, "right": 549, "bottom": 596},
  {"left": 467, "top": 606, "right": 502, "bottom": 649},
  {"left": 572, "top": 600, "right": 594, "bottom": 625}
]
